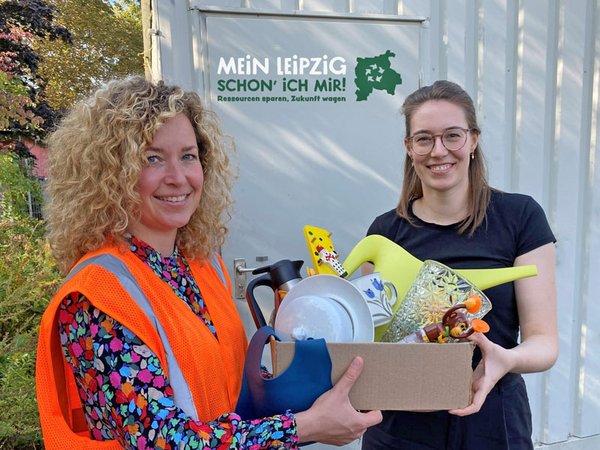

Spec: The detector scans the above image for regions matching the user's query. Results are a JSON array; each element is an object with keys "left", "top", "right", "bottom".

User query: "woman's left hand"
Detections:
[
  {"left": 450, "top": 244, "right": 558, "bottom": 417},
  {"left": 448, "top": 332, "right": 516, "bottom": 416}
]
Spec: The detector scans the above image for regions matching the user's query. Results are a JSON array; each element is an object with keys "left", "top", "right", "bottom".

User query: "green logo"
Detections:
[{"left": 354, "top": 50, "right": 402, "bottom": 101}]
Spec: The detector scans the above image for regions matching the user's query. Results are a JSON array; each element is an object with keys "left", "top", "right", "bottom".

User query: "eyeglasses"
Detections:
[{"left": 407, "top": 127, "right": 473, "bottom": 155}]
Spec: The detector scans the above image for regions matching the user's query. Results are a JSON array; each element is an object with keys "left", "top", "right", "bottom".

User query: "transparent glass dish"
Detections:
[{"left": 381, "top": 260, "right": 492, "bottom": 343}]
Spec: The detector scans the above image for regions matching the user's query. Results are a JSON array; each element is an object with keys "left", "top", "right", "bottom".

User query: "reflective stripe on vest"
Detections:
[{"left": 66, "top": 253, "right": 226, "bottom": 421}]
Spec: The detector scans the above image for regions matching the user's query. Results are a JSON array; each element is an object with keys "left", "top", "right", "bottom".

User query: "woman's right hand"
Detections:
[{"left": 294, "top": 356, "right": 382, "bottom": 445}]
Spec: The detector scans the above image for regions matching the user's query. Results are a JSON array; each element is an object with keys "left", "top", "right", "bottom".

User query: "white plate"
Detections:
[{"left": 274, "top": 274, "right": 374, "bottom": 342}]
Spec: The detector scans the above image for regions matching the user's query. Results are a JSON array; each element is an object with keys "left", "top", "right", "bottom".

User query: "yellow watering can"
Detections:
[{"left": 342, "top": 234, "right": 537, "bottom": 340}]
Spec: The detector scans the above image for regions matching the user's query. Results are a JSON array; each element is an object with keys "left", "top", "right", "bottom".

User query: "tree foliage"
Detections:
[
  {"left": 0, "top": 62, "right": 43, "bottom": 135},
  {"left": 0, "top": 0, "right": 71, "bottom": 143},
  {"left": 37, "top": 0, "right": 143, "bottom": 110},
  {"left": 0, "top": 0, "right": 143, "bottom": 146}
]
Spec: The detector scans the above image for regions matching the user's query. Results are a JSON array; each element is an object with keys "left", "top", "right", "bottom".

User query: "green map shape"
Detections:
[{"left": 354, "top": 50, "right": 402, "bottom": 101}]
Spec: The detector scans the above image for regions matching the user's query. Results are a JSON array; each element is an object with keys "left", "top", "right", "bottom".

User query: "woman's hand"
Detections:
[
  {"left": 449, "top": 332, "right": 516, "bottom": 416},
  {"left": 451, "top": 244, "right": 558, "bottom": 417},
  {"left": 295, "top": 356, "right": 382, "bottom": 445}
]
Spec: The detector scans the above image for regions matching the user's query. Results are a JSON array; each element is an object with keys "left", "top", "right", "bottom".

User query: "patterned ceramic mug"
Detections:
[{"left": 350, "top": 272, "right": 397, "bottom": 327}]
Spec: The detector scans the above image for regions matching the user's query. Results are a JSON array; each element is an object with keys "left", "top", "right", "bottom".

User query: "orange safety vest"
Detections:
[{"left": 36, "top": 244, "right": 247, "bottom": 449}]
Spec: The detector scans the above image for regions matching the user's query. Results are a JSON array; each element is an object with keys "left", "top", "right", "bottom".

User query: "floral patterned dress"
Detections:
[{"left": 57, "top": 236, "right": 298, "bottom": 449}]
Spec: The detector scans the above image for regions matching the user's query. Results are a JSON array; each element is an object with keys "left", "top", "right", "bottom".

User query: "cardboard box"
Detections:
[{"left": 273, "top": 341, "right": 474, "bottom": 411}]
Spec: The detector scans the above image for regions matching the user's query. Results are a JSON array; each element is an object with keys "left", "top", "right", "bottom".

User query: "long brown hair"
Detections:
[{"left": 397, "top": 80, "right": 490, "bottom": 235}]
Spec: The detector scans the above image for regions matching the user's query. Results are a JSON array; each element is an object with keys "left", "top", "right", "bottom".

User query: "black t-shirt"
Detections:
[{"left": 367, "top": 189, "right": 556, "bottom": 350}]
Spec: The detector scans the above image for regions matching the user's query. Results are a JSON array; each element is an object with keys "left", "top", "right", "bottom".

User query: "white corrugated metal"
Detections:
[{"left": 149, "top": 0, "right": 600, "bottom": 448}]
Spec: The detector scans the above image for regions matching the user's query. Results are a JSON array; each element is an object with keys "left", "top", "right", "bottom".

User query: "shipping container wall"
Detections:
[{"left": 149, "top": 0, "right": 600, "bottom": 448}]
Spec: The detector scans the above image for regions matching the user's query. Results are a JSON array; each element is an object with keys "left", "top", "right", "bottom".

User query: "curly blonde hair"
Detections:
[{"left": 45, "top": 76, "right": 235, "bottom": 274}]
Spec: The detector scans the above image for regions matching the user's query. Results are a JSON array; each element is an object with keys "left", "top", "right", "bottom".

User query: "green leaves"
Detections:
[
  {"left": 0, "top": 153, "right": 60, "bottom": 448},
  {"left": 37, "top": 0, "right": 143, "bottom": 111},
  {"left": 1, "top": 0, "right": 74, "bottom": 141},
  {"left": 0, "top": 152, "right": 41, "bottom": 219},
  {"left": 0, "top": 217, "right": 60, "bottom": 447}
]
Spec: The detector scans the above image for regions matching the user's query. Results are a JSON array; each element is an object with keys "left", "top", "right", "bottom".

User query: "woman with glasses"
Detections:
[{"left": 361, "top": 80, "right": 558, "bottom": 449}]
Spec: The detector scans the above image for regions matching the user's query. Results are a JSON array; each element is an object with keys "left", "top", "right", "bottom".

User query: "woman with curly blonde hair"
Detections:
[
  {"left": 36, "top": 76, "right": 380, "bottom": 450},
  {"left": 45, "top": 76, "right": 233, "bottom": 274}
]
